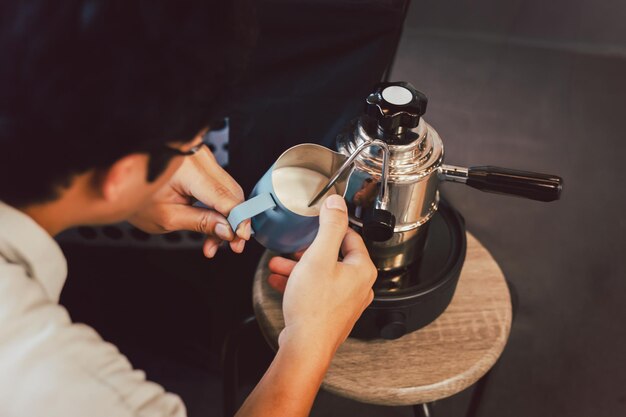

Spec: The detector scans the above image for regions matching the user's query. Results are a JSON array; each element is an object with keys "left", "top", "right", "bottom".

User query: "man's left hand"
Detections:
[{"left": 129, "top": 145, "right": 251, "bottom": 258}]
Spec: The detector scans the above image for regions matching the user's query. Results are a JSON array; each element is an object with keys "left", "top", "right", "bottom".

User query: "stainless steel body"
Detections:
[{"left": 338, "top": 118, "right": 444, "bottom": 271}]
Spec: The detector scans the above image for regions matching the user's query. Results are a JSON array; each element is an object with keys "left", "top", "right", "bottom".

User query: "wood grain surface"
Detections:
[{"left": 252, "top": 232, "right": 512, "bottom": 406}]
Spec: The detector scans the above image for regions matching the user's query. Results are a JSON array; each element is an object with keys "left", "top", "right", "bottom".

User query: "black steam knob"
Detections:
[
  {"left": 363, "top": 208, "right": 396, "bottom": 242},
  {"left": 365, "top": 81, "right": 428, "bottom": 134},
  {"left": 379, "top": 311, "right": 407, "bottom": 340}
]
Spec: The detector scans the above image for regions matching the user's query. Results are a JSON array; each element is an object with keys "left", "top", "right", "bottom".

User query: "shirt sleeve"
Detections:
[{"left": 0, "top": 260, "right": 187, "bottom": 417}]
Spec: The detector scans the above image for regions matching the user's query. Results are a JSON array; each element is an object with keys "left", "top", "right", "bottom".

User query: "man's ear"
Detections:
[{"left": 98, "top": 153, "right": 148, "bottom": 202}]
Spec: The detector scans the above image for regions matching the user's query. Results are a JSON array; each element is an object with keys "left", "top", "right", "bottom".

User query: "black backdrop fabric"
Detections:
[{"left": 228, "top": 0, "right": 408, "bottom": 194}]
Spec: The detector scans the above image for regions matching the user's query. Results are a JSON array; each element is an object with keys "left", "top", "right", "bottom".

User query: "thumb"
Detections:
[
  {"left": 165, "top": 204, "right": 236, "bottom": 240},
  {"left": 303, "top": 195, "right": 349, "bottom": 262}
]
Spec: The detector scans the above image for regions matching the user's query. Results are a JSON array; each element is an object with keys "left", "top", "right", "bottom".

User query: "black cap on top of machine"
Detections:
[{"left": 365, "top": 81, "right": 428, "bottom": 140}]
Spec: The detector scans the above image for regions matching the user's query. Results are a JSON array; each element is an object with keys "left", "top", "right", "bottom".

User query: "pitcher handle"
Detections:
[{"left": 227, "top": 193, "right": 277, "bottom": 233}]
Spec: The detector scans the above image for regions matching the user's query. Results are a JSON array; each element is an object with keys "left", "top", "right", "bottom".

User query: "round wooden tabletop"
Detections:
[{"left": 252, "top": 233, "right": 512, "bottom": 406}]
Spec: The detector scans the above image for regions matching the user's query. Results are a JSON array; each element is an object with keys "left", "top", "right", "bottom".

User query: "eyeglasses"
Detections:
[{"left": 146, "top": 142, "right": 206, "bottom": 182}]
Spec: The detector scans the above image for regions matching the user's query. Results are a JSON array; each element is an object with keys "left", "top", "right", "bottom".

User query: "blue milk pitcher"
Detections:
[{"left": 227, "top": 143, "right": 351, "bottom": 253}]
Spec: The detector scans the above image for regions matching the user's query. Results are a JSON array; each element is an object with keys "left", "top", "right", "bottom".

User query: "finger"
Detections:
[
  {"left": 363, "top": 289, "right": 374, "bottom": 309},
  {"left": 235, "top": 219, "right": 252, "bottom": 241},
  {"left": 268, "top": 256, "right": 298, "bottom": 276},
  {"left": 166, "top": 204, "right": 237, "bottom": 241},
  {"left": 268, "top": 274, "right": 288, "bottom": 293},
  {"left": 340, "top": 228, "right": 371, "bottom": 266},
  {"left": 192, "top": 146, "right": 244, "bottom": 200},
  {"left": 176, "top": 154, "right": 251, "bottom": 240},
  {"left": 189, "top": 150, "right": 246, "bottom": 216},
  {"left": 203, "top": 236, "right": 222, "bottom": 258},
  {"left": 229, "top": 236, "right": 246, "bottom": 254},
  {"left": 302, "top": 195, "right": 348, "bottom": 263}
]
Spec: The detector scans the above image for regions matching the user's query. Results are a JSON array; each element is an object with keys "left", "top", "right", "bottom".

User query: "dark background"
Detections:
[
  {"left": 60, "top": 1, "right": 626, "bottom": 416},
  {"left": 393, "top": 2, "right": 626, "bottom": 416}
]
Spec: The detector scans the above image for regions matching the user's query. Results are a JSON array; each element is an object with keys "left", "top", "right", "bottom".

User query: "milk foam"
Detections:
[{"left": 272, "top": 166, "right": 337, "bottom": 216}]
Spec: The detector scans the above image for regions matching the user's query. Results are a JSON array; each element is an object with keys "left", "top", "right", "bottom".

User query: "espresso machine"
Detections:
[{"left": 316, "top": 81, "right": 562, "bottom": 339}]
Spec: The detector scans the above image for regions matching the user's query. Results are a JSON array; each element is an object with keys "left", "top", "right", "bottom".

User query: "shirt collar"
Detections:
[{"left": 0, "top": 201, "right": 67, "bottom": 302}]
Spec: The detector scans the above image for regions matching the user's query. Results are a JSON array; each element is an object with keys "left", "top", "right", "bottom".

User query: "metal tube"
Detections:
[
  {"left": 438, "top": 164, "right": 469, "bottom": 184},
  {"left": 308, "top": 140, "right": 391, "bottom": 209},
  {"left": 374, "top": 139, "right": 391, "bottom": 210}
]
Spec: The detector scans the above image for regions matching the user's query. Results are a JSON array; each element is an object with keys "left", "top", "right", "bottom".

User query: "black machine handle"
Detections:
[
  {"left": 363, "top": 208, "right": 396, "bottom": 242},
  {"left": 465, "top": 166, "right": 563, "bottom": 202}
]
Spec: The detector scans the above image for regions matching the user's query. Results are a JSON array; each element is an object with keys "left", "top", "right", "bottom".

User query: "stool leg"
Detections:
[
  {"left": 221, "top": 315, "right": 257, "bottom": 417},
  {"left": 413, "top": 403, "right": 432, "bottom": 417},
  {"left": 464, "top": 369, "right": 493, "bottom": 417}
]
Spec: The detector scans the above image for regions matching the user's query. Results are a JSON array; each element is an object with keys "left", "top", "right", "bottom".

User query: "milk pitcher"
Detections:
[{"left": 227, "top": 143, "right": 351, "bottom": 253}]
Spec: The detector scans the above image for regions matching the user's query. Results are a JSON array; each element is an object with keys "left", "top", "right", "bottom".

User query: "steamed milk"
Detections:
[{"left": 272, "top": 166, "right": 337, "bottom": 216}]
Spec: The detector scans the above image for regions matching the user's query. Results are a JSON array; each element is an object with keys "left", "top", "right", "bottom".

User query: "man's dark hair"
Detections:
[{"left": 0, "top": 0, "right": 255, "bottom": 207}]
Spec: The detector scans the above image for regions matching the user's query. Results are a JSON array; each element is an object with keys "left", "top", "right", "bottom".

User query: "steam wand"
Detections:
[{"left": 307, "top": 139, "right": 391, "bottom": 209}]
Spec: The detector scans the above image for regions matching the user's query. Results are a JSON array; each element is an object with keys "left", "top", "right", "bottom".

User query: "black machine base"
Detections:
[{"left": 351, "top": 201, "right": 467, "bottom": 340}]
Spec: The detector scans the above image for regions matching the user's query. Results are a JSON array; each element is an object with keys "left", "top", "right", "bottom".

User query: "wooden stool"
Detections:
[{"left": 251, "top": 233, "right": 512, "bottom": 413}]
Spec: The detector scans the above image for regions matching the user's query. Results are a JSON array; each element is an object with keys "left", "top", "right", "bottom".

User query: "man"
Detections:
[{"left": 0, "top": 1, "right": 376, "bottom": 416}]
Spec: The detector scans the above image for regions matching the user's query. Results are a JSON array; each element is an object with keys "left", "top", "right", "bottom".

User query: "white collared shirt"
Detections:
[{"left": 0, "top": 202, "right": 186, "bottom": 417}]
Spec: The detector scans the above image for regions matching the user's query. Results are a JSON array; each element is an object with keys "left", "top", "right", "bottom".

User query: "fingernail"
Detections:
[
  {"left": 215, "top": 222, "right": 233, "bottom": 240},
  {"left": 206, "top": 242, "right": 218, "bottom": 258},
  {"left": 236, "top": 239, "right": 246, "bottom": 253},
  {"left": 325, "top": 195, "right": 346, "bottom": 212},
  {"left": 236, "top": 222, "right": 251, "bottom": 240}
]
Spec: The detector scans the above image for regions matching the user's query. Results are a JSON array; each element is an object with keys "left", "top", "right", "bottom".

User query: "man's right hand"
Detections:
[
  {"left": 235, "top": 195, "right": 376, "bottom": 417},
  {"left": 268, "top": 194, "right": 377, "bottom": 358}
]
